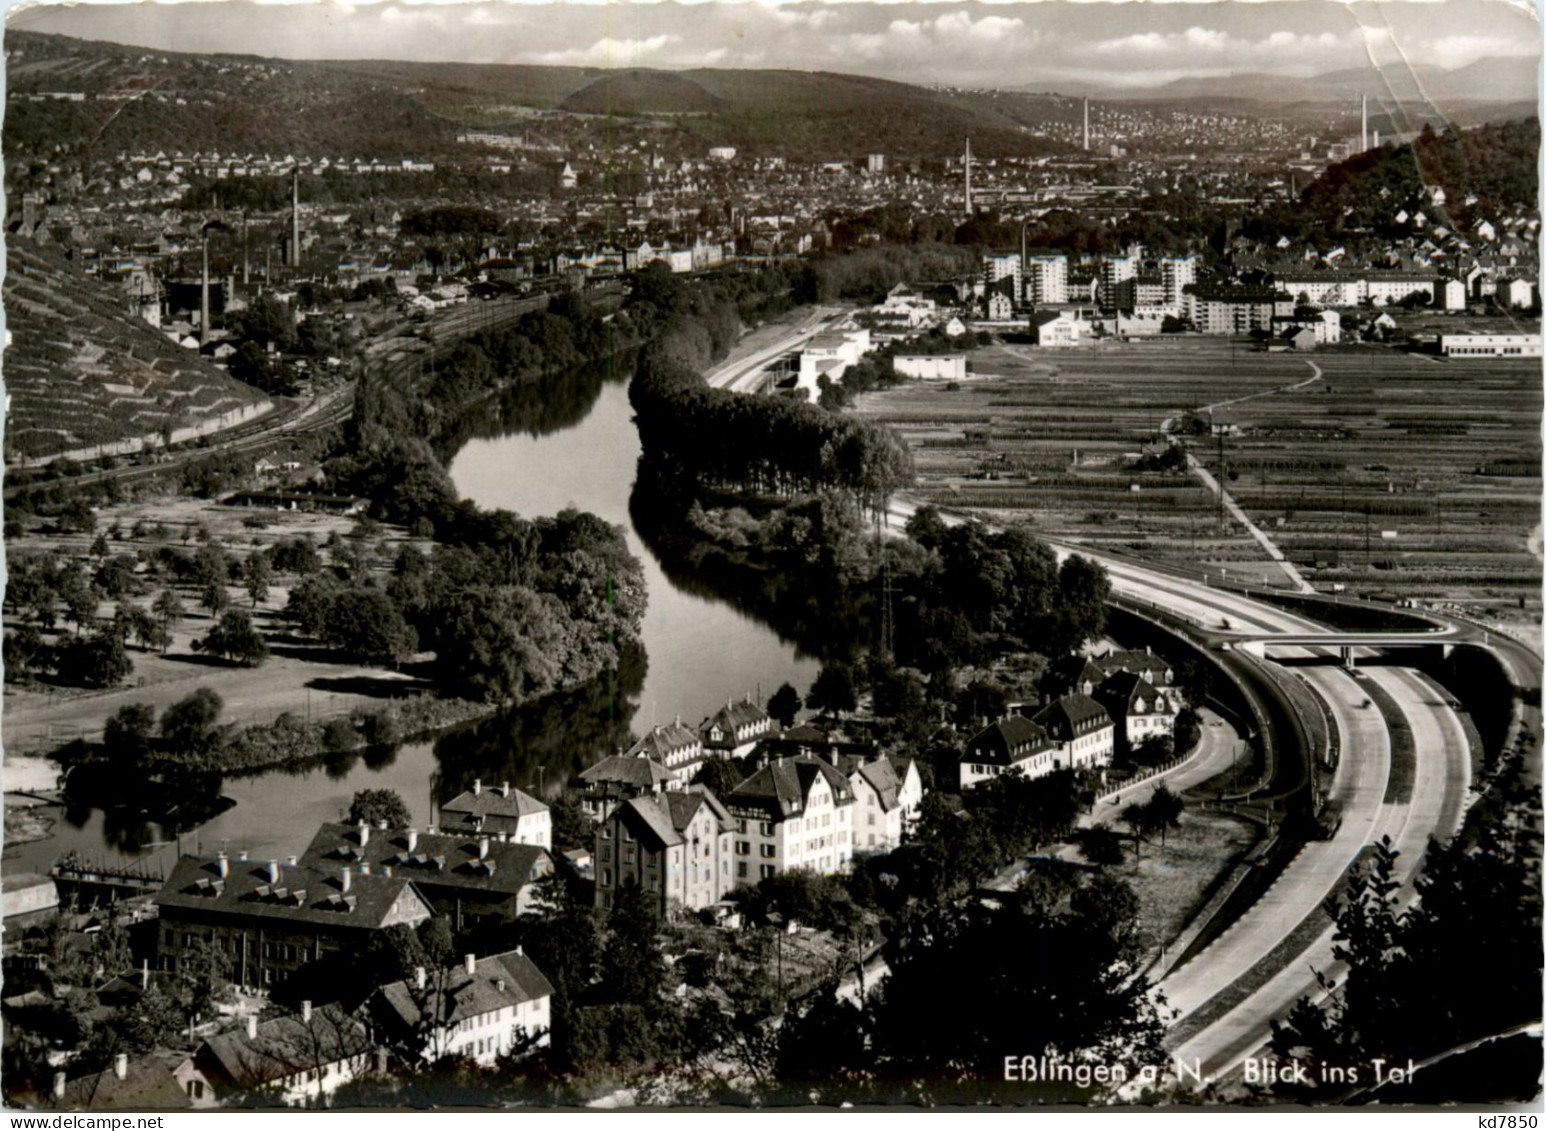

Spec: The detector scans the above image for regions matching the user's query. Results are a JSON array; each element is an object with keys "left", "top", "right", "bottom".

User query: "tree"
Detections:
[
  {"left": 346, "top": 789, "right": 412, "bottom": 830},
  {"left": 807, "top": 664, "right": 858, "bottom": 716},
  {"left": 200, "top": 609, "right": 269, "bottom": 666},
  {"left": 153, "top": 588, "right": 186, "bottom": 645},
  {"left": 201, "top": 580, "right": 231, "bottom": 616},
  {"left": 323, "top": 587, "right": 418, "bottom": 667},
  {"left": 599, "top": 880, "right": 666, "bottom": 1012},
  {"left": 691, "top": 758, "right": 745, "bottom": 800},
  {"left": 244, "top": 553, "right": 272, "bottom": 607},
  {"left": 103, "top": 703, "right": 157, "bottom": 770},
  {"left": 767, "top": 682, "right": 803, "bottom": 729},
  {"left": 1077, "top": 826, "right": 1127, "bottom": 867},
  {"left": 1118, "top": 801, "right": 1152, "bottom": 854},
  {"left": 547, "top": 791, "right": 593, "bottom": 853},
  {"left": 54, "top": 631, "right": 132, "bottom": 689},
  {"left": 160, "top": 687, "right": 224, "bottom": 761},
  {"left": 1145, "top": 784, "right": 1185, "bottom": 848}
]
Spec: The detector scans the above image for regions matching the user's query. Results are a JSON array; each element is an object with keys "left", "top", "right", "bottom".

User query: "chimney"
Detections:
[
  {"left": 266, "top": 859, "right": 280, "bottom": 884},
  {"left": 496, "top": 978, "right": 506, "bottom": 993},
  {"left": 963, "top": 137, "right": 973, "bottom": 218},
  {"left": 358, "top": 821, "right": 370, "bottom": 847},
  {"left": 378, "top": 819, "right": 389, "bottom": 831},
  {"left": 515, "top": 944, "right": 523, "bottom": 957},
  {"left": 217, "top": 852, "right": 229, "bottom": 878},
  {"left": 245, "top": 1013, "right": 259, "bottom": 1041},
  {"left": 473, "top": 778, "right": 481, "bottom": 796},
  {"left": 501, "top": 781, "right": 510, "bottom": 798},
  {"left": 340, "top": 866, "right": 352, "bottom": 893},
  {"left": 479, "top": 837, "right": 490, "bottom": 859},
  {"left": 141, "top": 958, "right": 150, "bottom": 990},
  {"left": 359, "top": 861, "right": 371, "bottom": 876},
  {"left": 114, "top": 1053, "right": 128, "bottom": 1081},
  {"left": 464, "top": 954, "right": 477, "bottom": 976},
  {"left": 301, "top": 1000, "right": 312, "bottom": 1023},
  {"left": 414, "top": 966, "right": 426, "bottom": 991},
  {"left": 1083, "top": 97, "right": 1091, "bottom": 152},
  {"left": 406, "top": 827, "right": 418, "bottom": 852},
  {"left": 53, "top": 1072, "right": 66, "bottom": 1100},
  {"left": 291, "top": 169, "right": 301, "bottom": 269},
  {"left": 286, "top": 855, "right": 298, "bottom": 867},
  {"left": 237, "top": 849, "right": 249, "bottom": 861}
]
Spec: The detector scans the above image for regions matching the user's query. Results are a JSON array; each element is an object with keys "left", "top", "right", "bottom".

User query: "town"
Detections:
[{"left": 1, "top": 8, "right": 1541, "bottom": 1115}]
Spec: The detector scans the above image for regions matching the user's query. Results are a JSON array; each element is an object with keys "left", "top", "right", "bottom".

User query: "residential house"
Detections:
[
  {"left": 49, "top": 1052, "right": 190, "bottom": 1111},
  {"left": 837, "top": 754, "right": 924, "bottom": 853},
  {"left": 573, "top": 754, "right": 673, "bottom": 822},
  {"left": 1029, "top": 308, "right": 1094, "bottom": 348},
  {"left": 1076, "top": 648, "right": 1175, "bottom": 696},
  {"left": 175, "top": 1003, "right": 372, "bottom": 1107},
  {"left": 725, "top": 756, "right": 857, "bottom": 879},
  {"left": 959, "top": 716, "right": 1060, "bottom": 789},
  {"left": 369, "top": 949, "right": 553, "bottom": 1067},
  {"left": 698, "top": 695, "right": 776, "bottom": 759},
  {"left": 1030, "top": 694, "right": 1115, "bottom": 772},
  {"left": 153, "top": 854, "right": 434, "bottom": 992},
  {"left": 298, "top": 822, "right": 554, "bottom": 930},
  {"left": 438, "top": 779, "right": 550, "bottom": 847},
  {"left": 1093, "top": 671, "right": 1178, "bottom": 758},
  {"left": 593, "top": 790, "right": 736, "bottom": 913},
  {"left": 625, "top": 719, "right": 706, "bottom": 783}
]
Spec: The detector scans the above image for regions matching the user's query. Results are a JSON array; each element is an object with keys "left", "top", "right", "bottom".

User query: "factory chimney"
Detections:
[
  {"left": 291, "top": 169, "right": 301, "bottom": 271},
  {"left": 963, "top": 137, "right": 973, "bottom": 218},
  {"left": 1361, "top": 94, "right": 1368, "bottom": 153},
  {"left": 200, "top": 235, "right": 210, "bottom": 348},
  {"left": 1083, "top": 97, "right": 1090, "bottom": 151}
]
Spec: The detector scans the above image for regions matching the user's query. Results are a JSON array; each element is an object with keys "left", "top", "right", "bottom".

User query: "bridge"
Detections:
[{"left": 1211, "top": 625, "right": 1471, "bottom": 668}]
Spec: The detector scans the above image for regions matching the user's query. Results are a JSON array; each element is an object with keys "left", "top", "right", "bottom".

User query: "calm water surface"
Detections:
[{"left": 5, "top": 376, "right": 819, "bottom": 875}]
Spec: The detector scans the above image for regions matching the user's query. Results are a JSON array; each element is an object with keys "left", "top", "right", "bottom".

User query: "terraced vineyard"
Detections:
[
  {"left": 854, "top": 336, "right": 1541, "bottom": 618},
  {"left": 3, "top": 239, "right": 270, "bottom": 462}
]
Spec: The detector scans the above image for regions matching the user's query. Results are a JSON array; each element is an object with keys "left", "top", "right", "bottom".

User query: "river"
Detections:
[{"left": 4, "top": 370, "right": 820, "bottom": 875}]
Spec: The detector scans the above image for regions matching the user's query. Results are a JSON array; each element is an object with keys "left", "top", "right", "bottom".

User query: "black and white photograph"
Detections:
[{"left": 0, "top": 0, "right": 1541, "bottom": 1114}]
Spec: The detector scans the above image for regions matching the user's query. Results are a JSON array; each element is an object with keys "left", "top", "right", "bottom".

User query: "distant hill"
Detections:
[
  {"left": 4, "top": 30, "right": 1071, "bottom": 162},
  {"left": 3, "top": 239, "right": 270, "bottom": 462},
  {"left": 1080, "top": 55, "right": 1538, "bottom": 110}
]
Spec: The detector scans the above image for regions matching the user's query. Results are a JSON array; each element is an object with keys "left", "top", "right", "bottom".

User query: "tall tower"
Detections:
[
  {"left": 1360, "top": 94, "right": 1368, "bottom": 153},
  {"left": 291, "top": 169, "right": 302, "bottom": 270},
  {"left": 1083, "top": 98, "right": 1091, "bottom": 151},
  {"left": 964, "top": 137, "right": 973, "bottom": 218}
]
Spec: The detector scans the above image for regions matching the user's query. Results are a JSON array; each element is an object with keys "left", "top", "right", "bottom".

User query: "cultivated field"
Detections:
[{"left": 855, "top": 337, "right": 1541, "bottom": 624}]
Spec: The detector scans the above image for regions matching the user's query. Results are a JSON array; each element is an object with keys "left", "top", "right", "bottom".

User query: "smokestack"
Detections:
[
  {"left": 141, "top": 959, "right": 150, "bottom": 991},
  {"left": 245, "top": 1014, "right": 259, "bottom": 1041},
  {"left": 407, "top": 827, "right": 418, "bottom": 852},
  {"left": 266, "top": 859, "right": 279, "bottom": 884},
  {"left": 963, "top": 137, "right": 973, "bottom": 218},
  {"left": 291, "top": 170, "right": 301, "bottom": 271},
  {"left": 1361, "top": 94, "right": 1368, "bottom": 153},
  {"left": 358, "top": 821, "right": 370, "bottom": 847},
  {"left": 200, "top": 235, "right": 210, "bottom": 348},
  {"left": 501, "top": 781, "right": 510, "bottom": 798},
  {"left": 473, "top": 778, "right": 481, "bottom": 796},
  {"left": 464, "top": 954, "right": 477, "bottom": 976},
  {"left": 1083, "top": 97, "right": 1090, "bottom": 152},
  {"left": 216, "top": 852, "right": 229, "bottom": 878},
  {"left": 114, "top": 1054, "right": 128, "bottom": 1081},
  {"left": 479, "top": 837, "right": 490, "bottom": 859},
  {"left": 414, "top": 966, "right": 426, "bottom": 991},
  {"left": 301, "top": 1001, "right": 312, "bottom": 1023},
  {"left": 340, "top": 866, "right": 351, "bottom": 893}
]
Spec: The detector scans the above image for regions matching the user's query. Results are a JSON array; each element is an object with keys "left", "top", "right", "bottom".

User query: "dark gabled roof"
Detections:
[
  {"left": 699, "top": 697, "right": 771, "bottom": 741},
  {"left": 576, "top": 754, "right": 672, "bottom": 791},
  {"left": 1094, "top": 670, "right": 1168, "bottom": 712},
  {"left": 625, "top": 721, "right": 700, "bottom": 760},
  {"left": 613, "top": 790, "right": 733, "bottom": 850},
  {"left": 1032, "top": 694, "right": 1113, "bottom": 741},
  {"left": 198, "top": 1005, "right": 370, "bottom": 1089},
  {"left": 298, "top": 824, "right": 551, "bottom": 898},
  {"left": 855, "top": 758, "right": 902, "bottom": 812},
  {"left": 964, "top": 716, "right": 1054, "bottom": 764},
  {"left": 155, "top": 855, "right": 431, "bottom": 930},
  {"left": 58, "top": 1051, "right": 190, "bottom": 1110},
  {"left": 374, "top": 950, "right": 554, "bottom": 1035},
  {"left": 440, "top": 783, "right": 547, "bottom": 822},
  {"left": 728, "top": 757, "right": 853, "bottom": 820}
]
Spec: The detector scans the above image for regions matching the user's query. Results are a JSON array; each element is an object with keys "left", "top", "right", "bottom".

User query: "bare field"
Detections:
[
  {"left": 3, "top": 495, "right": 432, "bottom": 758},
  {"left": 855, "top": 338, "right": 1541, "bottom": 620}
]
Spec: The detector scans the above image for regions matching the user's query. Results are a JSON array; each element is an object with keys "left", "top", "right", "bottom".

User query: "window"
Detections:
[
  {"left": 187, "top": 1080, "right": 204, "bottom": 1100},
  {"left": 737, "top": 862, "right": 748, "bottom": 879},
  {"left": 625, "top": 848, "right": 635, "bottom": 865},
  {"left": 760, "top": 844, "right": 776, "bottom": 858},
  {"left": 601, "top": 825, "right": 612, "bottom": 839},
  {"left": 736, "top": 840, "right": 751, "bottom": 855},
  {"left": 759, "top": 822, "right": 773, "bottom": 837},
  {"left": 760, "top": 865, "right": 776, "bottom": 880},
  {"left": 601, "top": 867, "right": 612, "bottom": 887},
  {"left": 601, "top": 845, "right": 611, "bottom": 863}
]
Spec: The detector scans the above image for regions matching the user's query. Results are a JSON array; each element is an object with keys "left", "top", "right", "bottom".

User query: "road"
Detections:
[{"left": 705, "top": 307, "right": 840, "bottom": 392}]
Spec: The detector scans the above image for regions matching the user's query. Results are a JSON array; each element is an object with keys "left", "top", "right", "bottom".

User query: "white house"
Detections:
[
  {"left": 1438, "top": 333, "right": 1542, "bottom": 358},
  {"left": 960, "top": 715, "right": 1059, "bottom": 789},
  {"left": 844, "top": 754, "right": 924, "bottom": 852},
  {"left": 1029, "top": 308, "right": 1094, "bottom": 348},
  {"left": 625, "top": 719, "right": 705, "bottom": 784},
  {"left": 894, "top": 354, "right": 966, "bottom": 381},
  {"left": 726, "top": 756, "right": 856, "bottom": 879},
  {"left": 438, "top": 780, "right": 551, "bottom": 848},
  {"left": 698, "top": 695, "right": 776, "bottom": 759},
  {"left": 176, "top": 1005, "right": 371, "bottom": 1108},
  {"left": 370, "top": 950, "right": 553, "bottom": 1067},
  {"left": 1030, "top": 694, "right": 1115, "bottom": 772}
]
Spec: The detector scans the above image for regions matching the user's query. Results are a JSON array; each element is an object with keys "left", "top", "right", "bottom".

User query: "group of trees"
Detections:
[{"left": 102, "top": 686, "right": 227, "bottom": 772}]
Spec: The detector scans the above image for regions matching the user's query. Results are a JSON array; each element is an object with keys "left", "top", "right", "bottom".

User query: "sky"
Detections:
[{"left": 5, "top": 0, "right": 1542, "bottom": 90}]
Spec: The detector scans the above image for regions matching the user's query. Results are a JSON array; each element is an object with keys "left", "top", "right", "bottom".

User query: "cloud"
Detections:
[{"left": 537, "top": 34, "right": 680, "bottom": 66}]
